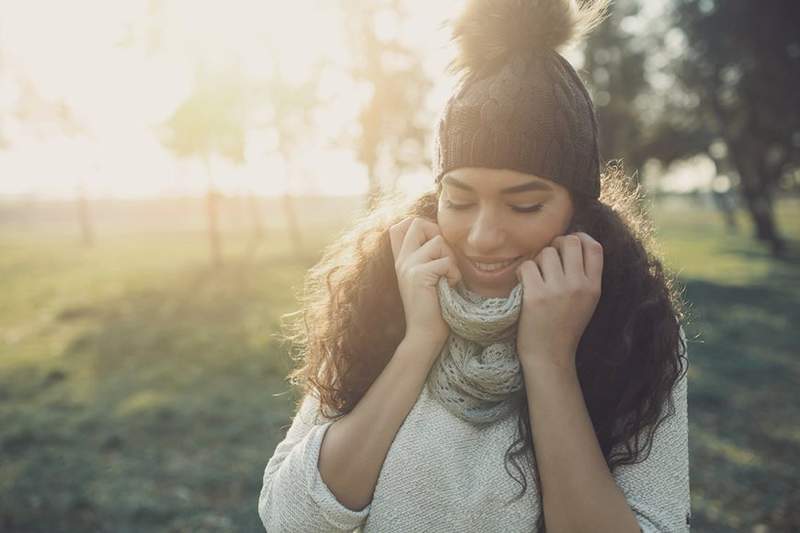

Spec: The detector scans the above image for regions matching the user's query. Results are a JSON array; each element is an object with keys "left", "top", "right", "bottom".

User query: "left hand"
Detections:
[{"left": 515, "top": 232, "right": 603, "bottom": 372}]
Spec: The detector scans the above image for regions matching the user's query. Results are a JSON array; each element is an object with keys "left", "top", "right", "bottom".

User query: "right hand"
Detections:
[{"left": 389, "top": 217, "right": 462, "bottom": 349}]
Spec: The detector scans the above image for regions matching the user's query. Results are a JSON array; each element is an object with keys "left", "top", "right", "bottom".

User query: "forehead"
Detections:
[{"left": 442, "top": 167, "right": 555, "bottom": 194}]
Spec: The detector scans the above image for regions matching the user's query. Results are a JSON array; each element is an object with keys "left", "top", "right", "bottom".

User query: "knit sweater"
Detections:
[{"left": 258, "top": 350, "right": 690, "bottom": 533}]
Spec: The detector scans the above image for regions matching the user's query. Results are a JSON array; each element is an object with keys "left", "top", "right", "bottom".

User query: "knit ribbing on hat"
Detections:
[{"left": 433, "top": 50, "right": 601, "bottom": 199}]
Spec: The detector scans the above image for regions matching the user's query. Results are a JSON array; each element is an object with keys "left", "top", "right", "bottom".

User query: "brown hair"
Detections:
[{"left": 279, "top": 161, "right": 688, "bottom": 530}]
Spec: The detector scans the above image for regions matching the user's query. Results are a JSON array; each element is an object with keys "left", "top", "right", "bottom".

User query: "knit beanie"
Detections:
[{"left": 432, "top": 0, "right": 611, "bottom": 199}]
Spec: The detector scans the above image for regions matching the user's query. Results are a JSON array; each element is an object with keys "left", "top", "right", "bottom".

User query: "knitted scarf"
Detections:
[{"left": 425, "top": 277, "right": 525, "bottom": 425}]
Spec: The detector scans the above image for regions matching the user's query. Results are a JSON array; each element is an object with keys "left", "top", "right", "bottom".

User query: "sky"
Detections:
[{"left": 0, "top": 0, "right": 705, "bottom": 200}]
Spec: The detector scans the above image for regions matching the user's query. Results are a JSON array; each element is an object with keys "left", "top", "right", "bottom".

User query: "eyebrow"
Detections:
[{"left": 442, "top": 175, "right": 553, "bottom": 194}]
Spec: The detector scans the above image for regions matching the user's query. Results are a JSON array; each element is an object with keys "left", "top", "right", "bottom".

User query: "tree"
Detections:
[
  {"left": 13, "top": 77, "right": 94, "bottom": 246},
  {"left": 580, "top": 0, "right": 649, "bottom": 175},
  {"left": 665, "top": 0, "right": 800, "bottom": 255},
  {"left": 249, "top": 49, "right": 325, "bottom": 259},
  {"left": 579, "top": 0, "right": 713, "bottom": 182},
  {"left": 340, "top": 0, "right": 432, "bottom": 210},
  {"left": 161, "top": 62, "right": 246, "bottom": 268}
]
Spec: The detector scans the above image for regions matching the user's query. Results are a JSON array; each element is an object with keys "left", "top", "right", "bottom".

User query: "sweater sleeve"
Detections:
[
  {"left": 258, "top": 393, "right": 371, "bottom": 532},
  {"left": 612, "top": 326, "right": 692, "bottom": 533}
]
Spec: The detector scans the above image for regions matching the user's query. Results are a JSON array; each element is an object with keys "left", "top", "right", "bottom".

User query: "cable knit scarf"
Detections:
[{"left": 425, "top": 277, "right": 525, "bottom": 425}]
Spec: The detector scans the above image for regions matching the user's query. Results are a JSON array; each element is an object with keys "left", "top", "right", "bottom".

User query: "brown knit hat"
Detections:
[{"left": 433, "top": 0, "right": 611, "bottom": 199}]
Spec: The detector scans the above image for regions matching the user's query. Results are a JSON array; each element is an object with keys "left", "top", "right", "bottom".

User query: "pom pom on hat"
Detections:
[
  {"left": 448, "top": 0, "right": 612, "bottom": 80},
  {"left": 433, "top": 0, "right": 610, "bottom": 198}
]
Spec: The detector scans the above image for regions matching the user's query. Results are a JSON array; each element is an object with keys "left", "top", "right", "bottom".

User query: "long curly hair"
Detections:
[{"left": 278, "top": 160, "right": 689, "bottom": 530}]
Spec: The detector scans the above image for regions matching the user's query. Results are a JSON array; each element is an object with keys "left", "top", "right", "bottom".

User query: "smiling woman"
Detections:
[{"left": 258, "top": 1, "right": 691, "bottom": 532}]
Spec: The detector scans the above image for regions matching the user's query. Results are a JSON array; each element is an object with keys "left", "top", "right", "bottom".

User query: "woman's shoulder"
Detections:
[{"left": 294, "top": 390, "right": 343, "bottom": 426}]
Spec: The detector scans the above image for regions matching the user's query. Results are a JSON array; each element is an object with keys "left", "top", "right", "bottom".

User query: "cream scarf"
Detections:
[{"left": 425, "top": 277, "right": 526, "bottom": 425}]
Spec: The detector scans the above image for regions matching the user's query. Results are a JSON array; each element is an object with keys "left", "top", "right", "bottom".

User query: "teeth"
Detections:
[{"left": 472, "top": 258, "right": 516, "bottom": 272}]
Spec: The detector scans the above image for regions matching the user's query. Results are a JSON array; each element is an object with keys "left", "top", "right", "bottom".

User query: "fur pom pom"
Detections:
[{"left": 448, "top": 0, "right": 611, "bottom": 78}]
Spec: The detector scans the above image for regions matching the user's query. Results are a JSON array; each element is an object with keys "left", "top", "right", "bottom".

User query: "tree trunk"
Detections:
[
  {"left": 241, "top": 190, "right": 265, "bottom": 261},
  {"left": 740, "top": 190, "right": 785, "bottom": 255},
  {"left": 729, "top": 143, "right": 786, "bottom": 256},
  {"left": 203, "top": 155, "right": 223, "bottom": 269},
  {"left": 206, "top": 186, "right": 223, "bottom": 268},
  {"left": 282, "top": 193, "right": 304, "bottom": 258},
  {"left": 248, "top": 190, "right": 264, "bottom": 242},
  {"left": 77, "top": 187, "right": 93, "bottom": 247}
]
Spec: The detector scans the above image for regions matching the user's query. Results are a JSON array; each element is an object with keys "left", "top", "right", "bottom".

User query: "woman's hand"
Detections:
[
  {"left": 515, "top": 232, "right": 603, "bottom": 372},
  {"left": 389, "top": 217, "right": 462, "bottom": 353}
]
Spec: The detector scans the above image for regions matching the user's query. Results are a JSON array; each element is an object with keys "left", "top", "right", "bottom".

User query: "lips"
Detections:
[
  {"left": 471, "top": 258, "right": 517, "bottom": 271},
  {"left": 463, "top": 255, "right": 523, "bottom": 284}
]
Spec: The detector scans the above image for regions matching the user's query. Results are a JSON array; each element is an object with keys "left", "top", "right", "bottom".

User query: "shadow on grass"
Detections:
[
  {"left": 717, "top": 235, "right": 800, "bottom": 264},
  {"left": 682, "top": 278, "right": 800, "bottom": 532},
  {"left": 0, "top": 256, "right": 312, "bottom": 533}
]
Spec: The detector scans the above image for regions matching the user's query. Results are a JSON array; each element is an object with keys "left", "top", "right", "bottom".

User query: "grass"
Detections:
[
  {"left": 649, "top": 197, "right": 800, "bottom": 532},
  {"left": 0, "top": 195, "right": 798, "bottom": 532}
]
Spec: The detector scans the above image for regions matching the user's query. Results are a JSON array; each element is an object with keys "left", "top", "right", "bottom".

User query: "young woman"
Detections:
[{"left": 259, "top": 1, "right": 690, "bottom": 531}]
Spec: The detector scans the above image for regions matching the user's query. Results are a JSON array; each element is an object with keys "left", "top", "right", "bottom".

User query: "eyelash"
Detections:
[{"left": 445, "top": 200, "right": 544, "bottom": 213}]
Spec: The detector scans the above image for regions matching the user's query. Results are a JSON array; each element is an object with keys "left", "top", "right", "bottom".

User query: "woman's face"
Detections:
[{"left": 437, "top": 167, "right": 575, "bottom": 298}]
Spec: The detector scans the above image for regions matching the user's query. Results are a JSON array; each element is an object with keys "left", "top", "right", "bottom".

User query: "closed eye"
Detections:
[
  {"left": 444, "top": 200, "right": 472, "bottom": 210},
  {"left": 445, "top": 200, "right": 544, "bottom": 214},
  {"left": 512, "top": 203, "right": 544, "bottom": 213}
]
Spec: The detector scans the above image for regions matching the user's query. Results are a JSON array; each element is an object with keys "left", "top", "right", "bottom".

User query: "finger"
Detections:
[
  {"left": 407, "top": 235, "right": 462, "bottom": 285},
  {"left": 407, "top": 234, "right": 452, "bottom": 262},
  {"left": 552, "top": 234, "right": 584, "bottom": 278},
  {"left": 534, "top": 246, "right": 563, "bottom": 283},
  {"left": 398, "top": 217, "right": 440, "bottom": 265},
  {"left": 389, "top": 217, "right": 414, "bottom": 262},
  {"left": 575, "top": 232, "right": 603, "bottom": 281},
  {"left": 516, "top": 259, "right": 543, "bottom": 288},
  {"left": 422, "top": 256, "right": 460, "bottom": 287}
]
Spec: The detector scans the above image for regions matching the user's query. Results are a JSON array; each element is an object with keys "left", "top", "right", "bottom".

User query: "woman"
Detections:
[{"left": 259, "top": 0, "right": 690, "bottom": 531}]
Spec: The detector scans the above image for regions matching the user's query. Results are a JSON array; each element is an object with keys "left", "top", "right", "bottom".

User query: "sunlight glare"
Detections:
[{"left": 0, "top": 0, "right": 464, "bottom": 199}]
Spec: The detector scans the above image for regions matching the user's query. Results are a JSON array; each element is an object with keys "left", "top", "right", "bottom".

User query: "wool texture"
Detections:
[
  {"left": 425, "top": 277, "right": 526, "bottom": 424},
  {"left": 432, "top": 0, "right": 611, "bottom": 198},
  {"left": 258, "top": 354, "right": 692, "bottom": 532},
  {"left": 432, "top": 49, "right": 602, "bottom": 198}
]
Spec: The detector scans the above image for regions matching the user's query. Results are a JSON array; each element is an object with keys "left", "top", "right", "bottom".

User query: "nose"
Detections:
[{"left": 466, "top": 206, "right": 506, "bottom": 253}]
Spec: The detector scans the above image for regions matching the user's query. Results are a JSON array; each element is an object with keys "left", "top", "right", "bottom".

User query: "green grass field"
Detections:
[{"left": 1, "top": 196, "right": 798, "bottom": 532}]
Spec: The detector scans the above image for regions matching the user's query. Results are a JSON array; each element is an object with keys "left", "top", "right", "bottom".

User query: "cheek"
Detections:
[
  {"left": 514, "top": 223, "right": 549, "bottom": 250},
  {"left": 436, "top": 209, "right": 464, "bottom": 242},
  {"left": 514, "top": 216, "right": 566, "bottom": 253}
]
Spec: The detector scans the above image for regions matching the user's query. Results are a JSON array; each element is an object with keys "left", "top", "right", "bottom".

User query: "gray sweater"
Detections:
[{"left": 258, "top": 367, "right": 690, "bottom": 532}]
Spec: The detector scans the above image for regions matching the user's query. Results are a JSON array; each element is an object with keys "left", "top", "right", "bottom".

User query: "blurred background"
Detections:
[{"left": 0, "top": 0, "right": 797, "bottom": 531}]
